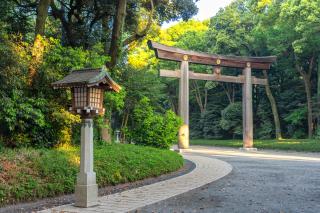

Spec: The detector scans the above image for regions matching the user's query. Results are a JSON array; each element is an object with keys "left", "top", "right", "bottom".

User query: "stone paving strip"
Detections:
[
  {"left": 188, "top": 145, "right": 320, "bottom": 162},
  {"left": 39, "top": 154, "right": 232, "bottom": 213}
]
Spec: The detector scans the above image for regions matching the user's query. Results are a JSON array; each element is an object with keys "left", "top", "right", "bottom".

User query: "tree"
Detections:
[
  {"left": 263, "top": 70, "right": 282, "bottom": 139},
  {"left": 277, "top": 0, "right": 320, "bottom": 138},
  {"left": 206, "top": 1, "right": 282, "bottom": 139}
]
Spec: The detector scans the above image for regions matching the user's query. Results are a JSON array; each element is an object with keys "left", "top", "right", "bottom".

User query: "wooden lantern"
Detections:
[
  {"left": 52, "top": 66, "right": 121, "bottom": 117},
  {"left": 72, "top": 86, "right": 104, "bottom": 115}
]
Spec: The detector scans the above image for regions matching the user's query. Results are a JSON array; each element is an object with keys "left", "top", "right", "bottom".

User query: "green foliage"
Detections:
[
  {"left": 220, "top": 102, "right": 242, "bottom": 137},
  {"left": 0, "top": 144, "right": 183, "bottom": 206},
  {"left": 284, "top": 107, "right": 308, "bottom": 138},
  {"left": 284, "top": 107, "right": 307, "bottom": 125},
  {"left": 129, "top": 97, "right": 182, "bottom": 149},
  {"left": 255, "top": 100, "right": 274, "bottom": 139},
  {"left": 43, "top": 40, "right": 108, "bottom": 72},
  {"left": 0, "top": 35, "right": 105, "bottom": 148}
]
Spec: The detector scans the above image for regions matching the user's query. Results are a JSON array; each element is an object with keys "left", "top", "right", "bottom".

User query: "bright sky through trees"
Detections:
[{"left": 162, "top": 0, "right": 233, "bottom": 28}]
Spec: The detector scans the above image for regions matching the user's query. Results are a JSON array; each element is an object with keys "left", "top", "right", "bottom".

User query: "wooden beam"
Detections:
[
  {"left": 149, "top": 41, "right": 276, "bottom": 70},
  {"left": 160, "top": 69, "right": 181, "bottom": 78},
  {"left": 159, "top": 69, "right": 267, "bottom": 85}
]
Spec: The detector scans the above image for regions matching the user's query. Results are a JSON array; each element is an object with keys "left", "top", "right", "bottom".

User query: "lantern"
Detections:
[
  {"left": 52, "top": 66, "right": 121, "bottom": 117},
  {"left": 72, "top": 87, "right": 104, "bottom": 115},
  {"left": 52, "top": 66, "right": 121, "bottom": 207}
]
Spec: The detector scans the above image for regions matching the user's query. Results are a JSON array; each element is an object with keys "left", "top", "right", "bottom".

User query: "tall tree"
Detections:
[
  {"left": 107, "top": 0, "right": 127, "bottom": 69},
  {"left": 28, "top": 0, "right": 51, "bottom": 85},
  {"left": 278, "top": 0, "right": 320, "bottom": 138},
  {"left": 263, "top": 70, "right": 282, "bottom": 139}
]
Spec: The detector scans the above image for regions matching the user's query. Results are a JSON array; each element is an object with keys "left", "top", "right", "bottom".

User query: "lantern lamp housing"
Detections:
[{"left": 52, "top": 66, "right": 121, "bottom": 117}]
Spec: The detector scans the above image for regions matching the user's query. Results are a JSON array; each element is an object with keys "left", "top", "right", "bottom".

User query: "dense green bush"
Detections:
[
  {"left": 0, "top": 35, "right": 107, "bottom": 148},
  {"left": 129, "top": 97, "right": 182, "bottom": 149},
  {"left": 0, "top": 144, "right": 183, "bottom": 206},
  {"left": 219, "top": 102, "right": 242, "bottom": 138}
]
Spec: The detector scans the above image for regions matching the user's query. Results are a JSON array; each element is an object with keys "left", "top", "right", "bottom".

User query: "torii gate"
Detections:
[{"left": 148, "top": 40, "right": 276, "bottom": 150}]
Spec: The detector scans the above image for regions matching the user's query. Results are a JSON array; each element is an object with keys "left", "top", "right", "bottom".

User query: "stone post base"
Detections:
[
  {"left": 239, "top": 147, "right": 258, "bottom": 152},
  {"left": 178, "top": 124, "right": 189, "bottom": 149},
  {"left": 74, "top": 183, "right": 98, "bottom": 207}
]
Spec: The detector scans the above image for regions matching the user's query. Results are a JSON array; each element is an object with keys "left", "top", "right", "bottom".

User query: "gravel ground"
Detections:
[
  {"left": 136, "top": 147, "right": 320, "bottom": 213},
  {"left": 0, "top": 160, "right": 195, "bottom": 213}
]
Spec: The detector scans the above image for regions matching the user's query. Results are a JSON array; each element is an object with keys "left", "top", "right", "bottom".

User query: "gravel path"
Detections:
[{"left": 136, "top": 146, "right": 320, "bottom": 213}]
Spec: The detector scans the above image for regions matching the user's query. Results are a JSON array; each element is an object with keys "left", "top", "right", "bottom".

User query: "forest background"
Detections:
[{"left": 0, "top": 0, "right": 319, "bottom": 149}]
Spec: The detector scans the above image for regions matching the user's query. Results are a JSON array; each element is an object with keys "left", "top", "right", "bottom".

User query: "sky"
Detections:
[{"left": 162, "top": 0, "right": 234, "bottom": 28}]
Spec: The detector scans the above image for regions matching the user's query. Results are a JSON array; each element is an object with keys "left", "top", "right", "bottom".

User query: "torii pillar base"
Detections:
[
  {"left": 178, "top": 124, "right": 189, "bottom": 149},
  {"left": 240, "top": 147, "right": 258, "bottom": 152}
]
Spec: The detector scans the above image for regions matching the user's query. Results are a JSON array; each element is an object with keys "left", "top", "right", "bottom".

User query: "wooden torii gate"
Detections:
[{"left": 148, "top": 41, "right": 277, "bottom": 150}]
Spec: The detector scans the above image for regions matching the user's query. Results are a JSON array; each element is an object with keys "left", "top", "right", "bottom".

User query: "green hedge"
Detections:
[{"left": 0, "top": 144, "right": 183, "bottom": 206}]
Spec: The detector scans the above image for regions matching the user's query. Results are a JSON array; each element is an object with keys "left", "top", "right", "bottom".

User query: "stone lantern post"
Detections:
[{"left": 52, "top": 66, "right": 121, "bottom": 207}]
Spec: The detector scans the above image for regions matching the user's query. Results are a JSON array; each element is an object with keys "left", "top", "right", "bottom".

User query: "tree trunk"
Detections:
[
  {"left": 123, "top": 0, "right": 154, "bottom": 46},
  {"left": 35, "top": 0, "right": 51, "bottom": 36},
  {"left": 221, "top": 83, "right": 234, "bottom": 104},
  {"left": 101, "top": 120, "right": 112, "bottom": 143},
  {"left": 295, "top": 54, "right": 315, "bottom": 139},
  {"left": 121, "top": 112, "right": 129, "bottom": 143},
  {"left": 102, "top": 15, "right": 111, "bottom": 54},
  {"left": 303, "top": 74, "right": 313, "bottom": 138},
  {"left": 28, "top": 0, "right": 51, "bottom": 85},
  {"left": 317, "top": 55, "right": 320, "bottom": 133},
  {"left": 103, "top": 0, "right": 127, "bottom": 142},
  {"left": 107, "top": 0, "right": 127, "bottom": 69},
  {"left": 263, "top": 70, "right": 282, "bottom": 139},
  {"left": 191, "top": 80, "right": 207, "bottom": 117}
]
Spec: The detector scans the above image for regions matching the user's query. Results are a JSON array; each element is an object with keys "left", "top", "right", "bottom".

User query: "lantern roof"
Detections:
[{"left": 52, "top": 66, "right": 121, "bottom": 92}]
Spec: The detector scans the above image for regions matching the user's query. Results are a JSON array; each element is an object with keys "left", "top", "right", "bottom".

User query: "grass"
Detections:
[
  {"left": 0, "top": 143, "right": 183, "bottom": 206},
  {"left": 191, "top": 139, "right": 320, "bottom": 152}
]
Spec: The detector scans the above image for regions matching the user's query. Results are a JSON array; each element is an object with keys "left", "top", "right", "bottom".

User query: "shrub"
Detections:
[
  {"left": 129, "top": 97, "right": 182, "bottom": 149},
  {"left": 220, "top": 102, "right": 242, "bottom": 137},
  {"left": 0, "top": 35, "right": 102, "bottom": 148}
]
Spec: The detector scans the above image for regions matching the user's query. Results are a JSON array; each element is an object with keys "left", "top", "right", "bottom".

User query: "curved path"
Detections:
[
  {"left": 137, "top": 146, "right": 320, "bottom": 213},
  {"left": 39, "top": 154, "right": 232, "bottom": 213}
]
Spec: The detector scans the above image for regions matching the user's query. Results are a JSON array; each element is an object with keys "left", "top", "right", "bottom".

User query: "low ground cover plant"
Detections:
[{"left": 0, "top": 143, "right": 183, "bottom": 206}]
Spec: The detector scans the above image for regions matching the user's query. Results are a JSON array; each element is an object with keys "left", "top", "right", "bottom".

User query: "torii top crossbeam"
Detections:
[{"left": 148, "top": 41, "right": 276, "bottom": 70}]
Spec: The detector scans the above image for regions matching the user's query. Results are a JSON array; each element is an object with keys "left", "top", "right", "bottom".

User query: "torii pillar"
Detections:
[
  {"left": 242, "top": 62, "right": 254, "bottom": 149},
  {"left": 178, "top": 57, "right": 190, "bottom": 149}
]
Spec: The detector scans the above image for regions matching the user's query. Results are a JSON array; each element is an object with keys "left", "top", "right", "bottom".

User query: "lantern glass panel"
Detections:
[
  {"left": 89, "top": 88, "right": 102, "bottom": 108},
  {"left": 74, "top": 87, "right": 87, "bottom": 108}
]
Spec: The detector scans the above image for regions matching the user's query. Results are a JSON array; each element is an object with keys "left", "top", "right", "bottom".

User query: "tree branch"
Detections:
[{"left": 123, "top": 0, "right": 154, "bottom": 46}]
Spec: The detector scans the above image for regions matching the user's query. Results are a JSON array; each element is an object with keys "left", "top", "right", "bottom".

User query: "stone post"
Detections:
[
  {"left": 178, "top": 58, "right": 189, "bottom": 149},
  {"left": 75, "top": 118, "right": 98, "bottom": 207},
  {"left": 242, "top": 63, "right": 254, "bottom": 148}
]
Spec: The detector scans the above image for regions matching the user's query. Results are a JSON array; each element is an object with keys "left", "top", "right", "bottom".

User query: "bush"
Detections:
[
  {"left": 220, "top": 102, "right": 242, "bottom": 137},
  {"left": 129, "top": 97, "right": 182, "bottom": 149},
  {"left": 0, "top": 35, "right": 104, "bottom": 148}
]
